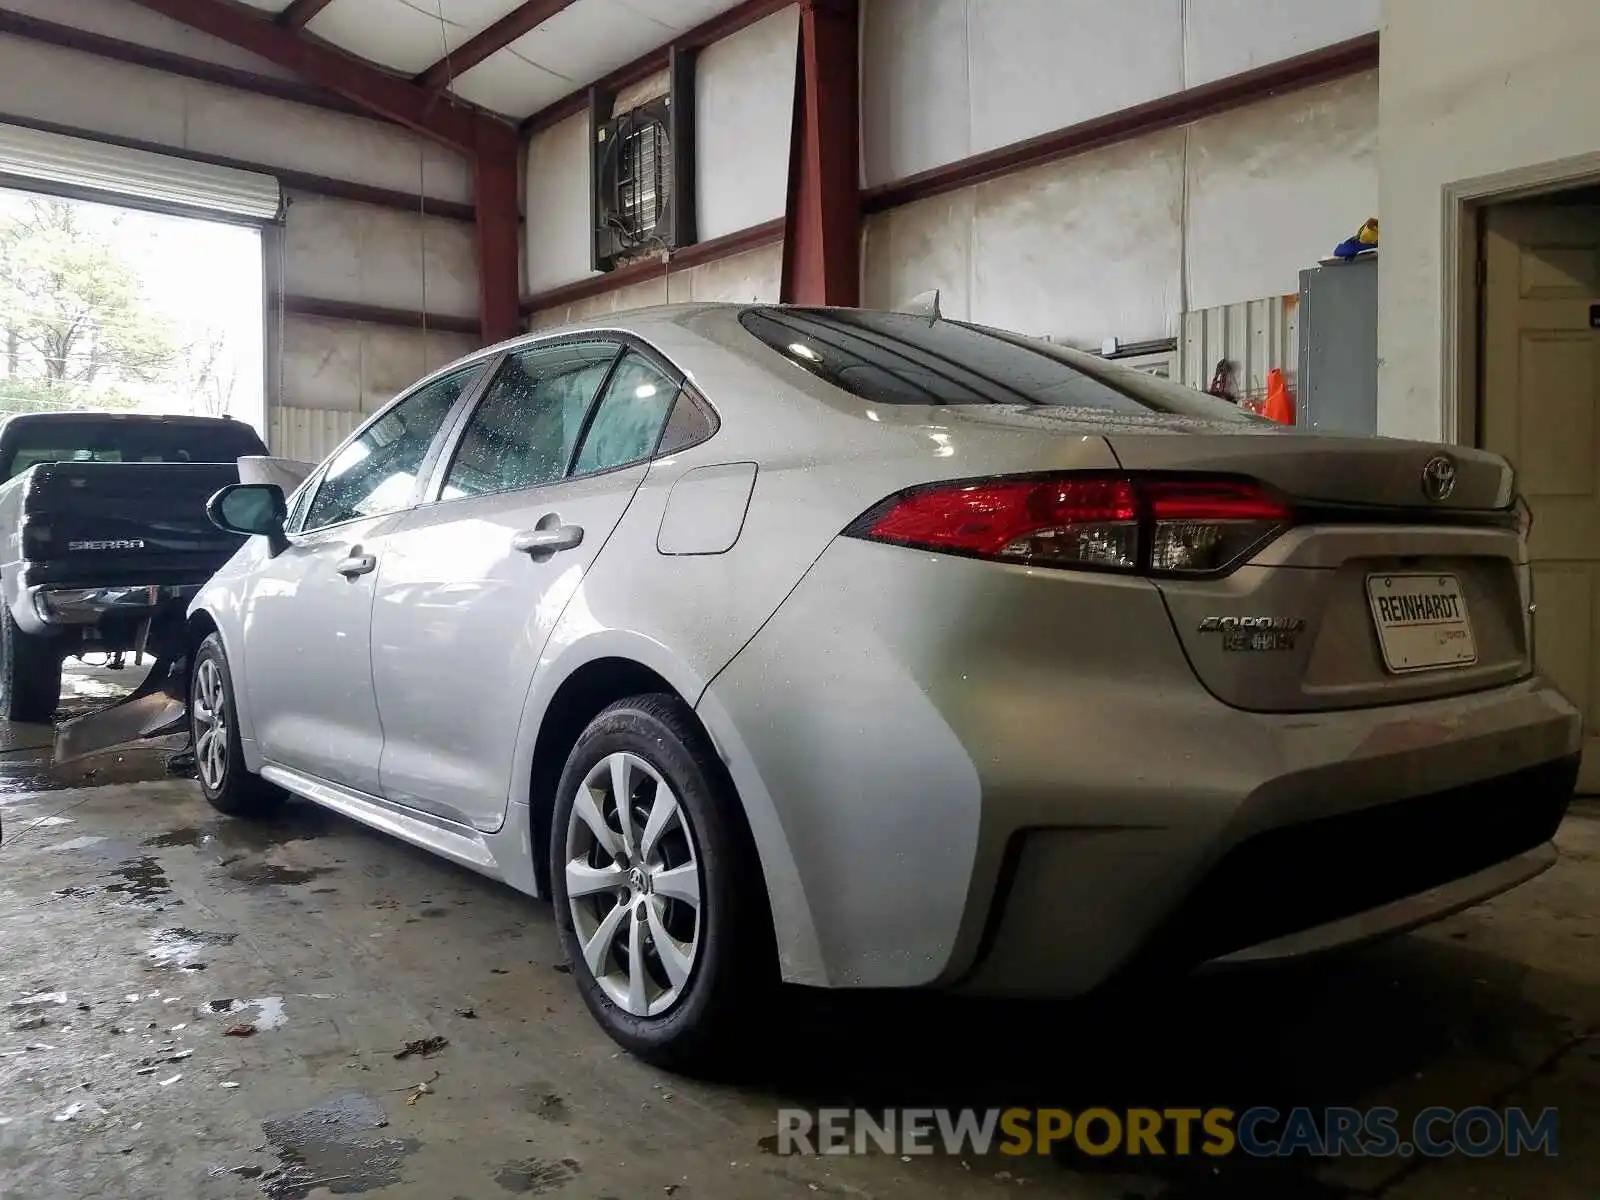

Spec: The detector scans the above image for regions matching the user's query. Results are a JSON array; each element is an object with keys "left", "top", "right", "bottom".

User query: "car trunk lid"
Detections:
[{"left": 1105, "top": 433, "right": 1529, "bottom": 713}]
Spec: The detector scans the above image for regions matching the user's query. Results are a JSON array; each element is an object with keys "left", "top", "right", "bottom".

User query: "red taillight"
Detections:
[{"left": 847, "top": 474, "right": 1292, "bottom": 576}]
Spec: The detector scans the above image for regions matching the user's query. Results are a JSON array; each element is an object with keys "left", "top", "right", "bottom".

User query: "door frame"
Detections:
[{"left": 1443, "top": 150, "right": 1600, "bottom": 448}]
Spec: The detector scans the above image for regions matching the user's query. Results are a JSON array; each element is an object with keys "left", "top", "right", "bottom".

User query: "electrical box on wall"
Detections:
[
  {"left": 590, "top": 46, "right": 697, "bottom": 273},
  {"left": 1297, "top": 255, "right": 1379, "bottom": 435}
]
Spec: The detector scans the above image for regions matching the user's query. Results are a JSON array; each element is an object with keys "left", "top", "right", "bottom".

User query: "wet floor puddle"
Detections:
[
  {"left": 254, "top": 1091, "right": 419, "bottom": 1199},
  {"left": 148, "top": 927, "right": 236, "bottom": 970},
  {"left": 225, "top": 862, "right": 333, "bottom": 887},
  {"left": 206, "top": 996, "right": 288, "bottom": 1031},
  {"left": 102, "top": 857, "right": 173, "bottom": 904},
  {"left": 492, "top": 1157, "right": 582, "bottom": 1195}
]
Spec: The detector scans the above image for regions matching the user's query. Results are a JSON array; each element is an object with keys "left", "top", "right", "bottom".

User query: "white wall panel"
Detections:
[
  {"left": 861, "top": 0, "right": 971, "bottom": 188},
  {"left": 966, "top": 0, "right": 1183, "bottom": 162},
  {"left": 526, "top": 242, "right": 783, "bottom": 330},
  {"left": 695, "top": 6, "right": 797, "bottom": 240},
  {"left": 861, "top": 0, "right": 1378, "bottom": 189},
  {"left": 280, "top": 315, "right": 476, "bottom": 419},
  {"left": 0, "top": 36, "right": 472, "bottom": 205},
  {"left": 1379, "top": 0, "right": 1600, "bottom": 440},
  {"left": 1186, "top": 72, "right": 1377, "bottom": 311},
  {"left": 268, "top": 406, "right": 362, "bottom": 462},
  {"left": 1183, "top": 0, "right": 1379, "bottom": 87},
  {"left": 284, "top": 195, "right": 479, "bottom": 318},
  {"left": 864, "top": 134, "right": 1184, "bottom": 347},
  {"left": 524, "top": 112, "right": 596, "bottom": 294},
  {"left": 0, "top": 0, "right": 299, "bottom": 79}
]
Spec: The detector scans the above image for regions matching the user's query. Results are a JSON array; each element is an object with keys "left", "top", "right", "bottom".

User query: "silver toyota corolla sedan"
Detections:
[{"left": 191, "top": 303, "right": 1581, "bottom": 1068}]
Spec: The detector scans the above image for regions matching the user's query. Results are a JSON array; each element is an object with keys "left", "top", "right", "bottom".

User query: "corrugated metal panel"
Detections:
[
  {"left": 268, "top": 406, "right": 360, "bottom": 463},
  {"left": 1175, "top": 294, "right": 1299, "bottom": 410},
  {"left": 0, "top": 122, "right": 281, "bottom": 221}
]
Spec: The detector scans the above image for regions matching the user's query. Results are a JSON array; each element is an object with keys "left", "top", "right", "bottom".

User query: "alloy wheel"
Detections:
[
  {"left": 564, "top": 751, "right": 703, "bottom": 1017},
  {"left": 193, "top": 657, "right": 228, "bottom": 791}
]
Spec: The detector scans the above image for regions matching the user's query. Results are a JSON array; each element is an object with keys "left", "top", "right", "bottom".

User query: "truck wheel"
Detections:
[
  {"left": 0, "top": 610, "right": 61, "bottom": 724},
  {"left": 191, "top": 632, "right": 281, "bottom": 817}
]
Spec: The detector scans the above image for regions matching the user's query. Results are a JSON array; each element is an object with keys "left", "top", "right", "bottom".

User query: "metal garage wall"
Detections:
[
  {"left": 1174, "top": 295, "right": 1299, "bottom": 405},
  {"left": 860, "top": 0, "right": 1379, "bottom": 188},
  {"left": 0, "top": 8, "right": 480, "bottom": 464},
  {"left": 694, "top": 6, "right": 797, "bottom": 241},
  {"left": 1186, "top": 72, "right": 1377, "bottom": 311},
  {"left": 0, "top": 35, "right": 470, "bottom": 205},
  {"left": 527, "top": 242, "right": 782, "bottom": 330},
  {"left": 1378, "top": 0, "right": 1600, "bottom": 441},
  {"left": 522, "top": 7, "right": 796, "bottom": 298},
  {"left": 861, "top": 73, "right": 1376, "bottom": 351},
  {"left": 282, "top": 194, "right": 478, "bottom": 320},
  {"left": 862, "top": 132, "right": 1186, "bottom": 345},
  {"left": 272, "top": 318, "right": 477, "bottom": 459}
]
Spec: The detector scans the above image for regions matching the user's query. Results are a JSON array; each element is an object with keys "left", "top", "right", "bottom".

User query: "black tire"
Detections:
[
  {"left": 0, "top": 609, "right": 61, "bottom": 724},
  {"left": 550, "top": 694, "right": 773, "bottom": 1072},
  {"left": 190, "top": 632, "right": 282, "bottom": 817}
]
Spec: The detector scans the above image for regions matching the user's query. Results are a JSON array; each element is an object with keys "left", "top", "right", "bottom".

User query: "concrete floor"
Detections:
[{"left": 1, "top": 668, "right": 1597, "bottom": 1199}]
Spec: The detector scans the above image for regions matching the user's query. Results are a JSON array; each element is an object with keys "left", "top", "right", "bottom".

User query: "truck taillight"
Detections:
[{"left": 845, "top": 474, "right": 1292, "bottom": 577}]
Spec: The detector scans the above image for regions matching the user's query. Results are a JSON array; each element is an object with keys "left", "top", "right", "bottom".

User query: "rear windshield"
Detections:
[
  {"left": 738, "top": 306, "right": 1262, "bottom": 422},
  {"left": 0, "top": 419, "right": 268, "bottom": 481}
]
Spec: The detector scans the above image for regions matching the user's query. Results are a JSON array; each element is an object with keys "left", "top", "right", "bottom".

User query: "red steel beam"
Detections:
[
  {"left": 474, "top": 146, "right": 524, "bottom": 343},
  {"left": 127, "top": 0, "right": 495, "bottom": 153},
  {"left": 779, "top": 0, "right": 859, "bottom": 306},
  {"left": 279, "top": 0, "right": 337, "bottom": 30},
  {"left": 416, "top": 0, "right": 580, "bottom": 94}
]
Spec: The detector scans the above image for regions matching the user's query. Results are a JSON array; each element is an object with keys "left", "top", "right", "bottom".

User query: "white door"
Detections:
[
  {"left": 372, "top": 343, "right": 685, "bottom": 830},
  {"left": 1483, "top": 204, "right": 1600, "bottom": 793},
  {"left": 243, "top": 364, "right": 483, "bottom": 794}
]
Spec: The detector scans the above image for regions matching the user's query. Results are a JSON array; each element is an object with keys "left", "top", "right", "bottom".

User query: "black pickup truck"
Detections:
[{"left": 0, "top": 411, "right": 268, "bottom": 723}]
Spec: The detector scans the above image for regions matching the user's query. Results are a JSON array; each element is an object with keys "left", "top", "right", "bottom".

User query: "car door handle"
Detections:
[
  {"left": 336, "top": 552, "right": 377, "bottom": 578},
  {"left": 511, "top": 525, "right": 584, "bottom": 556}
]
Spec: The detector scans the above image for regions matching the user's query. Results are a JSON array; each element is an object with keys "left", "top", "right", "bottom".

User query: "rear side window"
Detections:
[
  {"left": 440, "top": 341, "right": 619, "bottom": 501},
  {"left": 571, "top": 352, "right": 680, "bottom": 476},
  {"left": 739, "top": 306, "right": 1257, "bottom": 421}
]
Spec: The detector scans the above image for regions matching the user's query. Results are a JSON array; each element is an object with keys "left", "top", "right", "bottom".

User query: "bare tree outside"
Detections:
[{"left": 181, "top": 329, "right": 240, "bottom": 418}]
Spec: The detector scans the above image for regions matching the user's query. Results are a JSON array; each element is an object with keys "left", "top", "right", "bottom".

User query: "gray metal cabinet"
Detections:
[{"left": 1297, "top": 254, "right": 1379, "bottom": 435}]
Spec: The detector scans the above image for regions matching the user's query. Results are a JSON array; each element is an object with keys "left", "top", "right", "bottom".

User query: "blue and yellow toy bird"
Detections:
[{"left": 1333, "top": 217, "right": 1379, "bottom": 260}]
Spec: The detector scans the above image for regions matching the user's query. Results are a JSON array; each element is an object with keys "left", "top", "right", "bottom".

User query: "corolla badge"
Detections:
[{"left": 1421, "top": 454, "right": 1457, "bottom": 502}]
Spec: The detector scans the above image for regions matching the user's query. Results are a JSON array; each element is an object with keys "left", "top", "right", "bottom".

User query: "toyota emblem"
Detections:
[{"left": 1421, "top": 454, "right": 1457, "bottom": 502}]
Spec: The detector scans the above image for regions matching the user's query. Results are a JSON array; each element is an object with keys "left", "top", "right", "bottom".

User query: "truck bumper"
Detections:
[{"left": 21, "top": 583, "right": 202, "bottom": 631}]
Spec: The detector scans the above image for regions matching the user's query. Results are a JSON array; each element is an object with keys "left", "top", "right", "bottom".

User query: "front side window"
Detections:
[
  {"left": 302, "top": 365, "right": 480, "bottom": 531},
  {"left": 441, "top": 342, "right": 619, "bottom": 501},
  {"left": 571, "top": 352, "right": 680, "bottom": 476}
]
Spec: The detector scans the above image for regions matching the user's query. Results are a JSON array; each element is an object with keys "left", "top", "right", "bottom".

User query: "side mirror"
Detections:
[{"left": 206, "top": 483, "right": 289, "bottom": 557}]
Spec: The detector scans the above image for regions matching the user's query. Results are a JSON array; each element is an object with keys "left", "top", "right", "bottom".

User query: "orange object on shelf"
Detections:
[{"left": 1263, "top": 367, "right": 1295, "bottom": 425}]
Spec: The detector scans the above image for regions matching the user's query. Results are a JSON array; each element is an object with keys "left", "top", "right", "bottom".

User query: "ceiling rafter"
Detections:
[
  {"left": 278, "top": 0, "right": 338, "bottom": 31},
  {"left": 415, "top": 0, "right": 582, "bottom": 94},
  {"left": 126, "top": 0, "right": 513, "bottom": 154}
]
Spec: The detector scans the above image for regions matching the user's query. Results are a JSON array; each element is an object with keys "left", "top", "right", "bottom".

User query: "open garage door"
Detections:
[{"left": 0, "top": 122, "right": 281, "bottom": 225}]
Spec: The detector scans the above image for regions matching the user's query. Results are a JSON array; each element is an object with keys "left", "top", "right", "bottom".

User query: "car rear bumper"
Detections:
[
  {"left": 702, "top": 537, "right": 1584, "bottom": 993},
  {"left": 958, "top": 747, "right": 1577, "bottom": 995}
]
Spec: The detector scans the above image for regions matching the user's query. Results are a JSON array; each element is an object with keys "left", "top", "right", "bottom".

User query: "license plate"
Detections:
[{"left": 1366, "top": 573, "right": 1478, "bottom": 673}]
